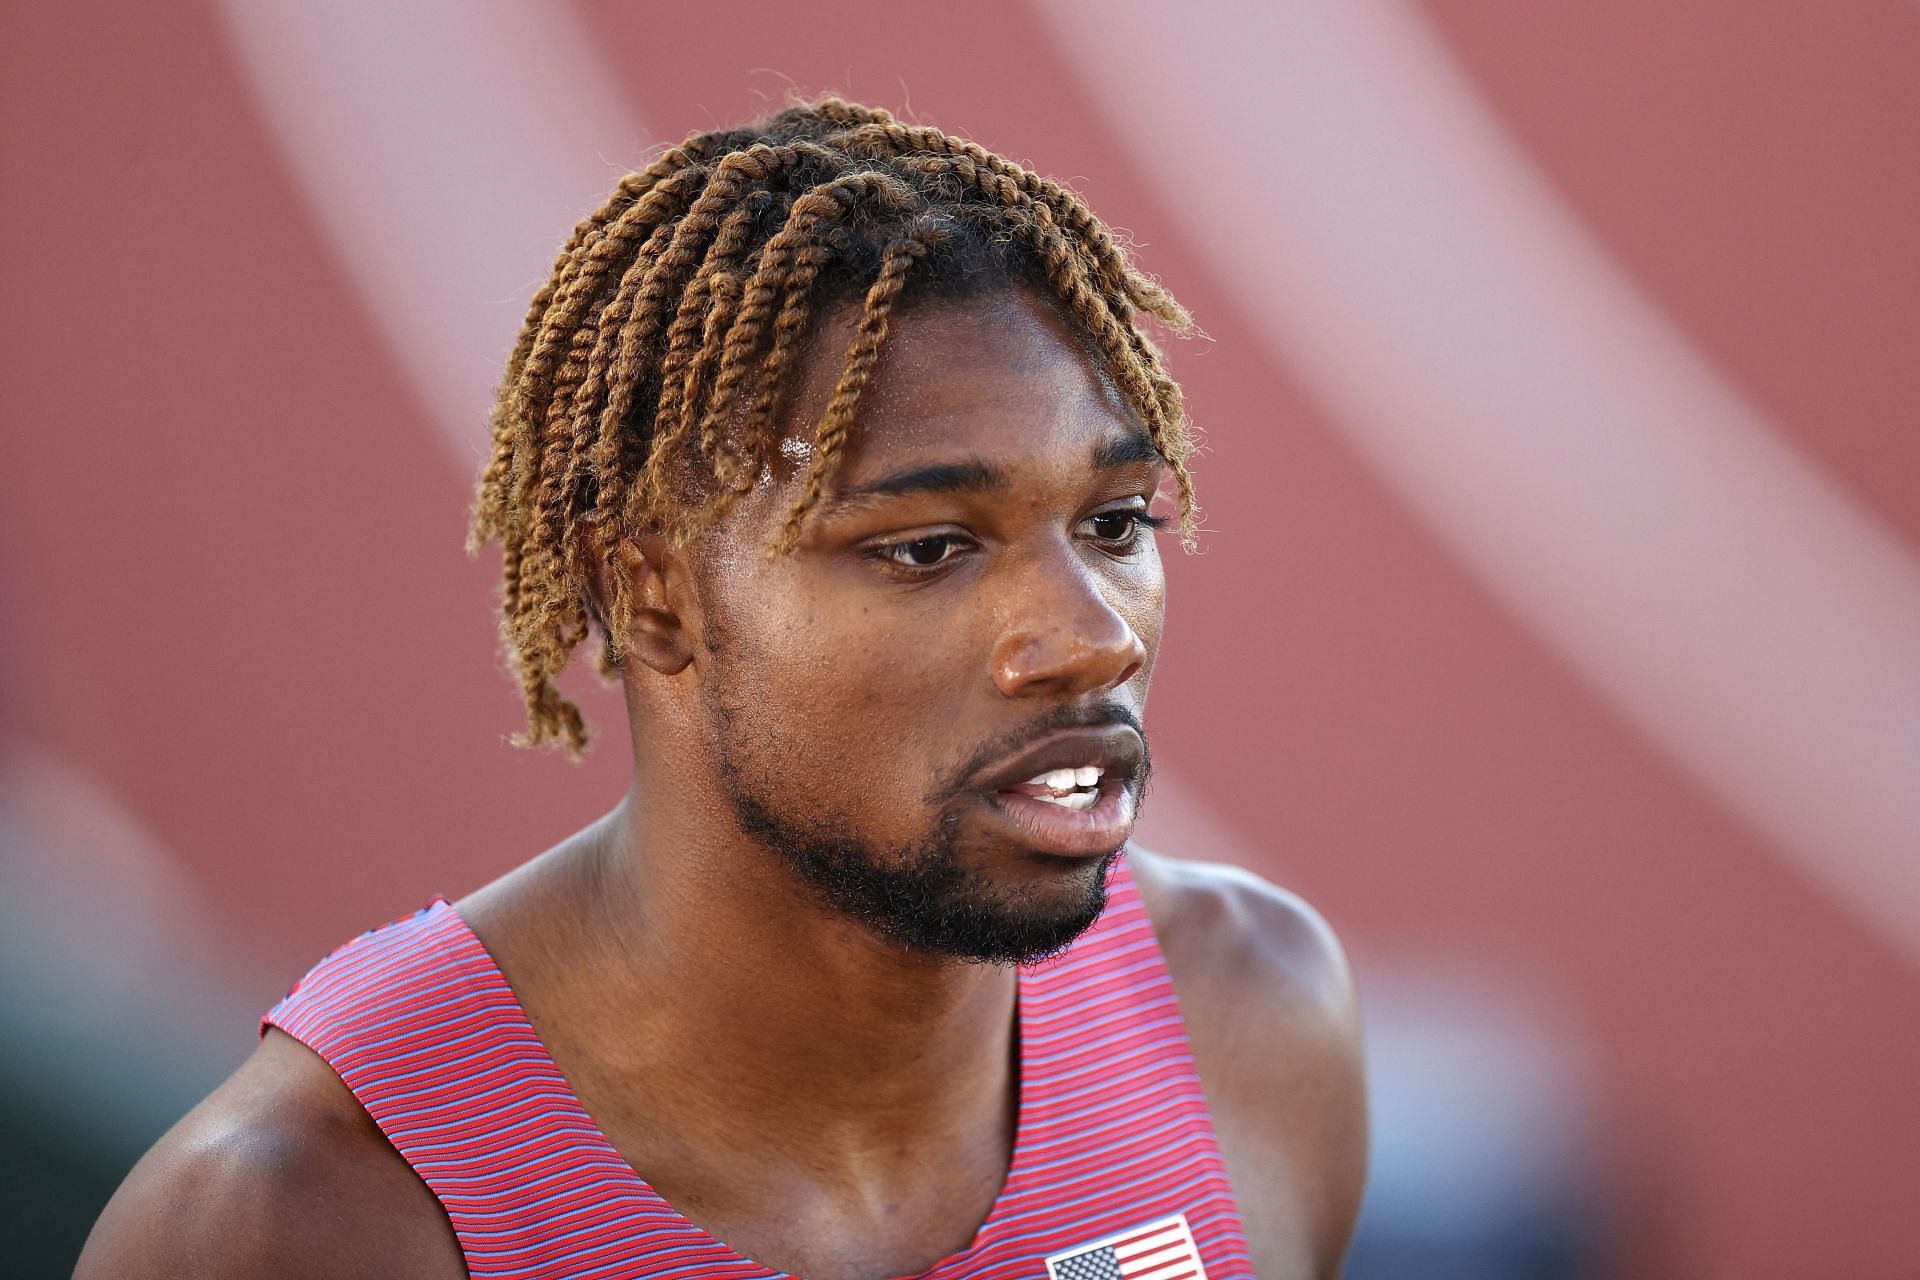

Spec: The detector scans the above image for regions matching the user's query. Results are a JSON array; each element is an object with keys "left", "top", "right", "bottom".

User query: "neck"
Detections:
[{"left": 559, "top": 783, "right": 1019, "bottom": 1169}]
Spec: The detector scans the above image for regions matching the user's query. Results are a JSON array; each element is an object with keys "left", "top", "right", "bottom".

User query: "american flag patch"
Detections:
[{"left": 1044, "top": 1214, "right": 1207, "bottom": 1280}]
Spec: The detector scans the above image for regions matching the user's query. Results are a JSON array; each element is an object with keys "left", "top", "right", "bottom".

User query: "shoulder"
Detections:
[
  {"left": 75, "top": 1027, "right": 465, "bottom": 1280},
  {"left": 1127, "top": 846, "right": 1368, "bottom": 1277},
  {"left": 1127, "top": 846, "right": 1360, "bottom": 1049}
]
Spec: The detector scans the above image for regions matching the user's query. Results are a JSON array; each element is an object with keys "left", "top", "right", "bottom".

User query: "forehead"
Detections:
[{"left": 784, "top": 284, "right": 1151, "bottom": 478}]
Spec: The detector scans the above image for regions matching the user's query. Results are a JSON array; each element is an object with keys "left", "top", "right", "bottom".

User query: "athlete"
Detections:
[{"left": 77, "top": 97, "right": 1367, "bottom": 1279}]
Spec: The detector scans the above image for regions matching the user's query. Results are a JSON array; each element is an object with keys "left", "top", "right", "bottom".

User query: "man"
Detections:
[{"left": 78, "top": 97, "right": 1367, "bottom": 1279}]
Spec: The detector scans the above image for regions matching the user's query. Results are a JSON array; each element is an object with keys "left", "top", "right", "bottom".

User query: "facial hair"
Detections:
[
  {"left": 717, "top": 765, "right": 1118, "bottom": 966},
  {"left": 704, "top": 694, "right": 1147, "bottom": 966}
]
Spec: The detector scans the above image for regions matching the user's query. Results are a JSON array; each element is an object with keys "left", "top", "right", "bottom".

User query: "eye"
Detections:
[
  {"left": 874, "top": 533, "right": 970, "bottom": 571},
  {"left": 1083, "top": 507, "right": 1169, "bottom": 548}
]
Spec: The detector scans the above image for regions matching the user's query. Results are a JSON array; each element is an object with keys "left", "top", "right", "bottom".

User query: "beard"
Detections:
[
  {"left": 718, "top": 765, "right": 1118, "bottom": 966},
  {"left": 703, "top": 690, "right": 1132, "bottom": 967}
]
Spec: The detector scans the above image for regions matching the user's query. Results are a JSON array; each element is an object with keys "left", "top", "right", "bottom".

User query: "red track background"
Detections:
[{"left": 2, "top": 4, "right": 1914, "bottom": 1276}]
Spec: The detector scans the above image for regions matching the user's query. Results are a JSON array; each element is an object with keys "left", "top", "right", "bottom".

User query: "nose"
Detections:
[{"left": 990, "top": 553, "right": 1148, "bottom": 699}]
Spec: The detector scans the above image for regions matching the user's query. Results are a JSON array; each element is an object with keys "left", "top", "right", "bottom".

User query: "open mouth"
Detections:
[
  {"left": 1001, "top": 765, "right": 1107, "bottom": 811},
  {"left": 984, "top": 764, "right": 1136, "bottom": 858},
  {"left": 967, "top": 722, "right": 1145, "bottom": 858}
]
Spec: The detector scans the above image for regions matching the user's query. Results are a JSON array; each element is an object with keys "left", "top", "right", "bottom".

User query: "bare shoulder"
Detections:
[
  {"left": 1127, "top": 846, "right": 1368, "bottom": 1279},
  {"left": 74, "top": 1027, "right": 465, "bottom": 1280},
  {"left": 1127, "top": 847, "right": 1357, "bottom": 1028}
]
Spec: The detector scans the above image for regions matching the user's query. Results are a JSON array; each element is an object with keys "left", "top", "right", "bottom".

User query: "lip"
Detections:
[
  {"left": 972, "top": 724, "right": 1144, "bottom": 859},
  {"left": 972, "top": 724, "right": 1145, "bottom": 795}
]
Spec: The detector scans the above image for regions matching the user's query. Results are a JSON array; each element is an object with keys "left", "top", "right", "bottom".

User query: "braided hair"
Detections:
[{"left": 468, "top": 95, "right": 1199, "bottom": 756}]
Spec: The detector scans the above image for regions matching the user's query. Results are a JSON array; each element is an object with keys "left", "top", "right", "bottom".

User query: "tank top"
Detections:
[{"left": 262, "top": 855, "right": 1254, "bottom": 1279}]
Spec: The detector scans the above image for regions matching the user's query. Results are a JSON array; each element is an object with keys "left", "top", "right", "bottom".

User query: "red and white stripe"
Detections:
[{"left": 263, "top": 855, "right": 1254, "bottom": 1278}]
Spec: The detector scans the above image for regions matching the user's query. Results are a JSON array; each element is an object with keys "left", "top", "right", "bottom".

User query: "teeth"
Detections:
[
  {"left": 1036, "top": 789, "right": 1098, "bottom": 811},
  {"left": 1022, "top": 765, "right": 1106, "bottom": 792}
]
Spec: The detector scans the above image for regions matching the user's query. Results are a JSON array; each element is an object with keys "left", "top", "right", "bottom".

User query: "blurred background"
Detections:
[{"left": 3, "top": 2, "right": 1916, "bottom": 1276}]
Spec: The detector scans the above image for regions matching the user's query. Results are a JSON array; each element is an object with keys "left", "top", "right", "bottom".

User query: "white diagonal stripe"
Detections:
[
  {"left": 1115, "top": 1225, "right": 1186, "bottom": 1259},
  {"left": 215, "top": 0, "right": 651, "bottom": 468},
  {"left": 1040, "top": 0, "right": 1920, "bottom": 968},
  {"left": 1128, "top": 1257, "right": 1201, "bottom": 1280}
]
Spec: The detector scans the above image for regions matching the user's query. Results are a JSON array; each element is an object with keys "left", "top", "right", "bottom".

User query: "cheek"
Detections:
[
  {"left": 1131, "top": 563, "right": 1167, "bottom": 631},
  {"left": 1109, "top": 555, "right": 1168, "bottom": 671},
  {"left": 716, "top": 587, "right": 983, "bottom": 819}
]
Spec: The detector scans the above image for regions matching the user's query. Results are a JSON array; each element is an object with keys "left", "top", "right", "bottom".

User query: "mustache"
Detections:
[{"left": 932, "top": 702, "right": 1152, "bottom": 803}]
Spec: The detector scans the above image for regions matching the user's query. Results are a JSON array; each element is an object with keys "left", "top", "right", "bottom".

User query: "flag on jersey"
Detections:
[{"left": 1044, "top": 1214, "right": 1208, "bottom": 1280}]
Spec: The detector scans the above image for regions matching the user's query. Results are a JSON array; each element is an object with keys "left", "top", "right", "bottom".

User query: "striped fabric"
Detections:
[{"left": 263, "top": 855, "right": 1254, "bottom": 1279}]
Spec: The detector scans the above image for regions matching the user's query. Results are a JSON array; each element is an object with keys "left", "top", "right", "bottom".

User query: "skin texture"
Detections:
[{"left": 75, "top": 287, "right": 1368, "bottom": 1280}]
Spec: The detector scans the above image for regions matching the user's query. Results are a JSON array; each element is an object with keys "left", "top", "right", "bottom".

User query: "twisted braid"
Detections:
[
  {"left": 831, "top": 121, "right": 1191, "bottom": 328},
  {"left": 509, "top": 164, "right": 712, "bottom": 497},
  {"left": 775, "top": 230, "right": 933, "bottom": 553},
  {"left": 649, "top": 195, "right": 774, "bottom": 485},
  {"left": 698, "top": 172, "right": 915, "bottom": 503},
  {"left": 469, "top": 95, "right": 1200, "bottom": 756},
  {"left": 470, "top": 148, "right": 705, "bottom": 550}
]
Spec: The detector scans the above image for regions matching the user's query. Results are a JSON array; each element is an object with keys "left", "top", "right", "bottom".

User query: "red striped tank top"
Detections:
[{"left": 262, "top": 855, "right": 1254, "bottom": 1279}]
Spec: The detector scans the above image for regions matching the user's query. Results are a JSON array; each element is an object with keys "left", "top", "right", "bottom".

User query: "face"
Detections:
[{"left": 680, "top": 284, "right": 1169, "bottom": 964}]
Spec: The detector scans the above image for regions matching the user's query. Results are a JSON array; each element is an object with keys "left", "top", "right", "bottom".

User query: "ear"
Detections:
[{"left": 586, "top": 525, "right": 698, "bottom": 677}]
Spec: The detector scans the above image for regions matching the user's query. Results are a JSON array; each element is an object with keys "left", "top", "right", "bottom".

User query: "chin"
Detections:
[
  {"left": 899, "top": 846, "right": 1118, "bottom": 966},
  {"left": 721, "top": 758, "right": 1118, "bottom": 963}
]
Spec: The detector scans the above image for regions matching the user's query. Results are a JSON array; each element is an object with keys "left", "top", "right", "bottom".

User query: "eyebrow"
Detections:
[
  {"left": 1091, "top": 430, "right": 1165, "bottom": 471},
  {"left": 828, "top": 459, "right": 1010, "bottom": 510},
  {"left": 826, "top": 430, "right": 1165, "bottom": 511}
]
